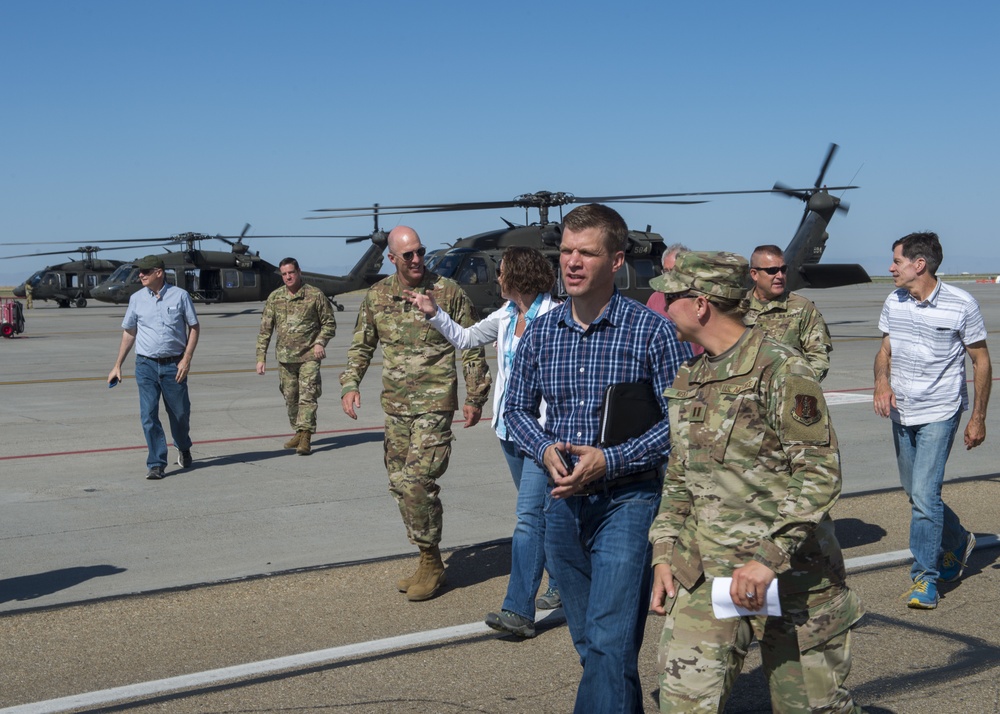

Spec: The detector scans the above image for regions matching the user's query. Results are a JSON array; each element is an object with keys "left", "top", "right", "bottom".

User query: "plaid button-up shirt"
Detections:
[{"left": 505, "top": 289, "right": 693, "bottom": 482}]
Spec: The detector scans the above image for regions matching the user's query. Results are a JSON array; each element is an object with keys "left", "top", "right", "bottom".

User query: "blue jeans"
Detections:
[
  {"left": 135, "top": 356, "right": 192, "bottom": 469},
  {"left": 892, "top": 409, "right": 965, "bottom": 582},
  {"left": 499, "top": 439, "right": 556, "bottom": 619},
  {"left": 544, "top": 478, "right": 661, "bottom": 714}
]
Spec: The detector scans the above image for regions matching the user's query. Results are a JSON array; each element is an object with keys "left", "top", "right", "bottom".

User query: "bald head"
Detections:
[{"left": 387, "top": 225, "right": 426, "bottom": 287}]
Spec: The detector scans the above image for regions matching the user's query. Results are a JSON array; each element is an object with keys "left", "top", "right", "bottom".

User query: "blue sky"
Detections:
[{"left": 2, "top": 1, "right": 997, "bottom": 285}]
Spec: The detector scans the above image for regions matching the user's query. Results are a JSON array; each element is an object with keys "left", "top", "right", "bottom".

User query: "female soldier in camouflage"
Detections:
[{"left": 648, "top": 252, "right": 865, "bottom": 713}]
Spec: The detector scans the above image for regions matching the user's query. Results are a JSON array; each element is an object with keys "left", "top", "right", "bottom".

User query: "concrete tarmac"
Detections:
[{"left": 1, "top": 282, "right": 999, "bottom": 712}]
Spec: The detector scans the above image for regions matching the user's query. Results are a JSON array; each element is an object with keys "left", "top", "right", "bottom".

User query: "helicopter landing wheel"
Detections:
[{"left": 75, "top": 297, "right": 87, "bottom": 308}]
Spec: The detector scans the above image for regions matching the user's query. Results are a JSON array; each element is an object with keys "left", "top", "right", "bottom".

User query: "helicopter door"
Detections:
[{"left": 199, "top": 270, "right": 223, "bottom": 303}]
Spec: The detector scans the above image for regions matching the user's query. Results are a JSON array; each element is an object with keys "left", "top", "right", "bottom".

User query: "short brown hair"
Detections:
[
  {"left": 279, "top": 257, "right": 300, "bottom": 271},
  {"left": 500, "top": 246, "right": 555, "bottom": 296},
  {"left": 562, "top": 203, "right": 628, "bottom": 255},
  {"left": 750, "top": 245, "right": 783, "bottom": 265}
]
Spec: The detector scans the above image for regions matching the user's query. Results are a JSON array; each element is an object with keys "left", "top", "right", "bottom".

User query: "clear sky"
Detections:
[{"left": 2, "top": 1, "right": 997, "bottom": 286}]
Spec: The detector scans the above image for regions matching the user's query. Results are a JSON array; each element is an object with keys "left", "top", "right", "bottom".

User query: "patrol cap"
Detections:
[
  {"left": 135, "top": 255, "right": 165, "bottom": 270},
  {"left": 650, "top": 251, "right": 748, "bottom": 301}
]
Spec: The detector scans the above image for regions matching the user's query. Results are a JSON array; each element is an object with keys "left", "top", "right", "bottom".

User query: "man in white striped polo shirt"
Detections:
[{"left": 873, "top": 231, "right": 991, "bottom": 609}]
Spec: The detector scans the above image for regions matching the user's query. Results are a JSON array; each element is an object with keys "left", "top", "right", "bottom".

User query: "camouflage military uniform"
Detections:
[
  {"left": 340, "top": 271, "right": 490, "bottom": 547},
  {"left": 649, "top": 328, "right": 864, "bottom": 713},
  {"left": 744, "top": 290, "right": 832, "bottom": 381},
  {"left": 24, "top": 283, "right": 33, "bottom": 309},
  {"left": 257, "top": 282, "right": 337, "bottom": 434}
]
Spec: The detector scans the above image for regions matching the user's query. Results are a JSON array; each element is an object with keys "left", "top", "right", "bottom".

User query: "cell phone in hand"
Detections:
[
  {"left": 108, "top": 377, "right": 119, "bottom": 388},
  {"left": 556, "top": 447, "right": 574, "bottom": 473}
]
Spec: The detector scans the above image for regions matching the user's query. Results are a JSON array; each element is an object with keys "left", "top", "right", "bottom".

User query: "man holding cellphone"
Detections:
[
  {"left": 108, "top": 255, "right": 200, "bottom": 480},
  {"left": 505, "top": 204, "right": 691, "bottom": 713}
]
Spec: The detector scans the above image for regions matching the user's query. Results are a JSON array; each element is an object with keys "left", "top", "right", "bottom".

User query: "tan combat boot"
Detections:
[
  {"left": 296, "top": 431, "right": 312, "bottom": 455},
  {"left": 283, "top": 433, "right": 301, "bottom": 449},
  {"left": 405, "top": 545, "right": 446, "bottom": 601},
  {"left": 396, "top": 560, "right": 419, "bottom": 593}
]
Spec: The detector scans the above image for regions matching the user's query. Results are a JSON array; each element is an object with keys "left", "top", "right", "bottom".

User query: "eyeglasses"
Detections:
[
  {"left": 391, "top": 246, "right": 426, "bottom": 262},
  {"left": 751, "top": 265, "right": 788, "bottom": 275},
  {"left": 664, "top": 291, "right": 697, "bottom": 306}
]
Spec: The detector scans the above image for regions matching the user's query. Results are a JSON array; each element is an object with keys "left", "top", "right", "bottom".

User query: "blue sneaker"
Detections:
[
  {"left": 940, "top": 532, "right": 976, "bottom": 583},
  {"left": 905, "top": 579, "right": 938, "bottom": 609}
]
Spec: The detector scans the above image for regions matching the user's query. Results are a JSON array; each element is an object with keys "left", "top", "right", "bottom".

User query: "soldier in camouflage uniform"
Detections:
[
  {"left": 648, "top": 252, "right": 865, "bottom": 713},
  {"left": 743, "top": 244, "right": 832, "bottom": 381},
  {"left": 340, "top": 226, "right": 491, "bottom": 602},
  {"left": 256, "top": 258, "right": 337, "bottom": 456}
]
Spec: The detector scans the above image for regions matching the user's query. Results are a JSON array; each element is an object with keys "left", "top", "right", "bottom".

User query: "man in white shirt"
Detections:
[{"left": 873, "top": 232, "right": 991, "bottom": 609}]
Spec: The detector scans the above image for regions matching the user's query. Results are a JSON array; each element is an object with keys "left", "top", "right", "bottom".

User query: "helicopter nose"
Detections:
[{"left": 13, "top": 284, "right": 25, "bottom": 297}]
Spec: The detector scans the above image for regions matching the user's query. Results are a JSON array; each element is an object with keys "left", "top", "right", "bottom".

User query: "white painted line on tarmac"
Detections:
[{"left": 4, "top": 538, "right": 997, "bottom": 714}]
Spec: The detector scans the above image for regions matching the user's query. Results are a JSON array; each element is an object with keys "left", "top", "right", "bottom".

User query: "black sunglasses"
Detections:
[
  {"left": 392, "top": 246, "right": 427, "bottom": 262},
  {"left": 751, "top": 264, "right": 788, "bottom": 275},
  {"left": 665, "top": 291, "right": 698, "bottom": 306}
]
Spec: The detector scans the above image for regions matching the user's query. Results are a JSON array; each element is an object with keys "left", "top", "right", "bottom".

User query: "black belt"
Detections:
[
  {"left": 572, "top": 468, "right": 662, "bottom": 497},
  {"left": 138, "top": 354, "right": 182, "bottom": 364}
]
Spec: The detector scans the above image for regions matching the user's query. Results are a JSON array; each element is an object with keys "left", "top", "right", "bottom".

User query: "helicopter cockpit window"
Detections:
[
  {"left": 632, "top": 259, "right": 656, "bottom": 289},
  {"left": 432, "top": 254, "right": 461, "bottom": 279},
  {"left": 41, "top": 272, "right": 61, "bottom": 287},
  {"left": 163, "top": 269, "right": 178, "bottom": 286},
  {"left": 223, "top": 269, "right": 239, "bottom": 288},
  {"left": 28, "top": 271, "right": 44, "bottom": 286},
  {"left": 457, "top": 257, "right": 489, "bottom": 285}
]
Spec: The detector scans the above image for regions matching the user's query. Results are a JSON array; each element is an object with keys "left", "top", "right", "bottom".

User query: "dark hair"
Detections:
[
  {"left": 562, "top": 203, "right": 628, "bottom": 255},
  {"left": 500, "top": 246, "right": 555, "bottom": 296},
  {"left": 893, "top": 232, "right": 942, "bottom": 276},
  {"left": 750, "top": 245, "right": 784, "bottom": 265},
  {"left": 279, "top": 257, "right": 300, "bottom": 271}
]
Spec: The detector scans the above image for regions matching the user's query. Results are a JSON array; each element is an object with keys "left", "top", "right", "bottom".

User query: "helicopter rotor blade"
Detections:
[
  {"left": 772, "top": 182, "right": 811, "bottom": 202},
  {"left": 815, "top": 143, "right": 839, "bottom": 189}
]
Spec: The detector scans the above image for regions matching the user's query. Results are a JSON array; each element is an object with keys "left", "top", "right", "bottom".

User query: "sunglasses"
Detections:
[
  {"left": 391, "top": 246, "right": 426, "bottom": 262},
  {"left": 751, "top": 265, "right": 788, "bottom": 275},
  {"left": 138, "top": 268, "right": 159, "bottom": 276},
  {"left": 664, "top": 291, "right": 698, "bottom": 306}
]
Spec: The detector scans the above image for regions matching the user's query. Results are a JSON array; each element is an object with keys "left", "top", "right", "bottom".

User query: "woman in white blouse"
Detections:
[{"left": 405, "top": 247, "right": 560, "bottom": 638}]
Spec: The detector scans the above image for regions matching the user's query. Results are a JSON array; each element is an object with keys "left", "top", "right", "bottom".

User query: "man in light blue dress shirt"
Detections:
[{"left": 108, "top": 255, "right": 200, "bottom": 480}]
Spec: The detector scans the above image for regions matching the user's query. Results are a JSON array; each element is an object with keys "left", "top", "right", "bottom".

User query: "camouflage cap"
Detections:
[
  {"left": 649, "top": 251, "right": 748, "bottom": 300},
  {"left": 135, "top": 255, "right": 165, "bottom": 270}
]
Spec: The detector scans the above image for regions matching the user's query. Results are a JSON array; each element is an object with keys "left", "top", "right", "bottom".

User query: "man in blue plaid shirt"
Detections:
[{"left": 506, "top": 204, "right": 692, "bottom": 713}]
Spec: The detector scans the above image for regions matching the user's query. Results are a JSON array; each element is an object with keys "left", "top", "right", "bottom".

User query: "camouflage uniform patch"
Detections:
[
  {"left": 649, "top": 328, "right": 864, "bottom": 713},
  {"left": 744, "top": 290, "right": 832, "bottom": 382}
]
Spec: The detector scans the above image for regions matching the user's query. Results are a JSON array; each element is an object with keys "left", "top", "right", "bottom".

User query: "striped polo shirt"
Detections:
[{"left": 878, "top": 280, "right": 987, "bottom": 425}]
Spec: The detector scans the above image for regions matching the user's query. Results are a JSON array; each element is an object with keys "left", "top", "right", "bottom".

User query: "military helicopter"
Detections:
[
  {"left": 309, "top": 144, "right": 869, "bottom": 315},
  {"left": 4, "top": 246, "right": 136, "bottom": 307},
  {"left": 6, "top": 225, "right": 389, "bottom": 310}
]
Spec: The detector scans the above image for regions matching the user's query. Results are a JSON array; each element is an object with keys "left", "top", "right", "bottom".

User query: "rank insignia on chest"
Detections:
[
  {"left": 687, "top": 400, "right": 707, "bottom": 423},
  {"left": 791, "top": 394, "right": 821, "bottom": 425}
]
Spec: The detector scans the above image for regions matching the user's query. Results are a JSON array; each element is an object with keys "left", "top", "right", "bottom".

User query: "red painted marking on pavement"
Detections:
[{"left": 0, "top": 424, "right": 387, "bottom": 461}]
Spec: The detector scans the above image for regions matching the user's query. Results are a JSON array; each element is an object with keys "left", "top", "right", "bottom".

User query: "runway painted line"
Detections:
[{"left": 5, "top": 537, "right": 997, "bottom": 714}]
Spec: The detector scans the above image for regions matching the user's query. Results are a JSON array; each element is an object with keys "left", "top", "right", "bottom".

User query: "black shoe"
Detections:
[
  {"left": 146, "top": 466, "right": 166, "bottom": 480},
  {"left": 176, "top": 449, "right": 192, "bottom": 469},
  {"left": 485, "top": 610, "right": 536, "bottom": 638}
]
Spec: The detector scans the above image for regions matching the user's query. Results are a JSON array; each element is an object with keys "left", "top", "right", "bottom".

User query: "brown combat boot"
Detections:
[
  {"left": 396, "top": 562, "right": 418, "bottom": 593},
  {"left": 283, "top": 433, "right": 301, "bottom": 449},
  {"left": 295, "top": 431, "right": 312, "bottom": 455},
  {"left": 405, "top": 545, "right": 446, "bottom": 601}
]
